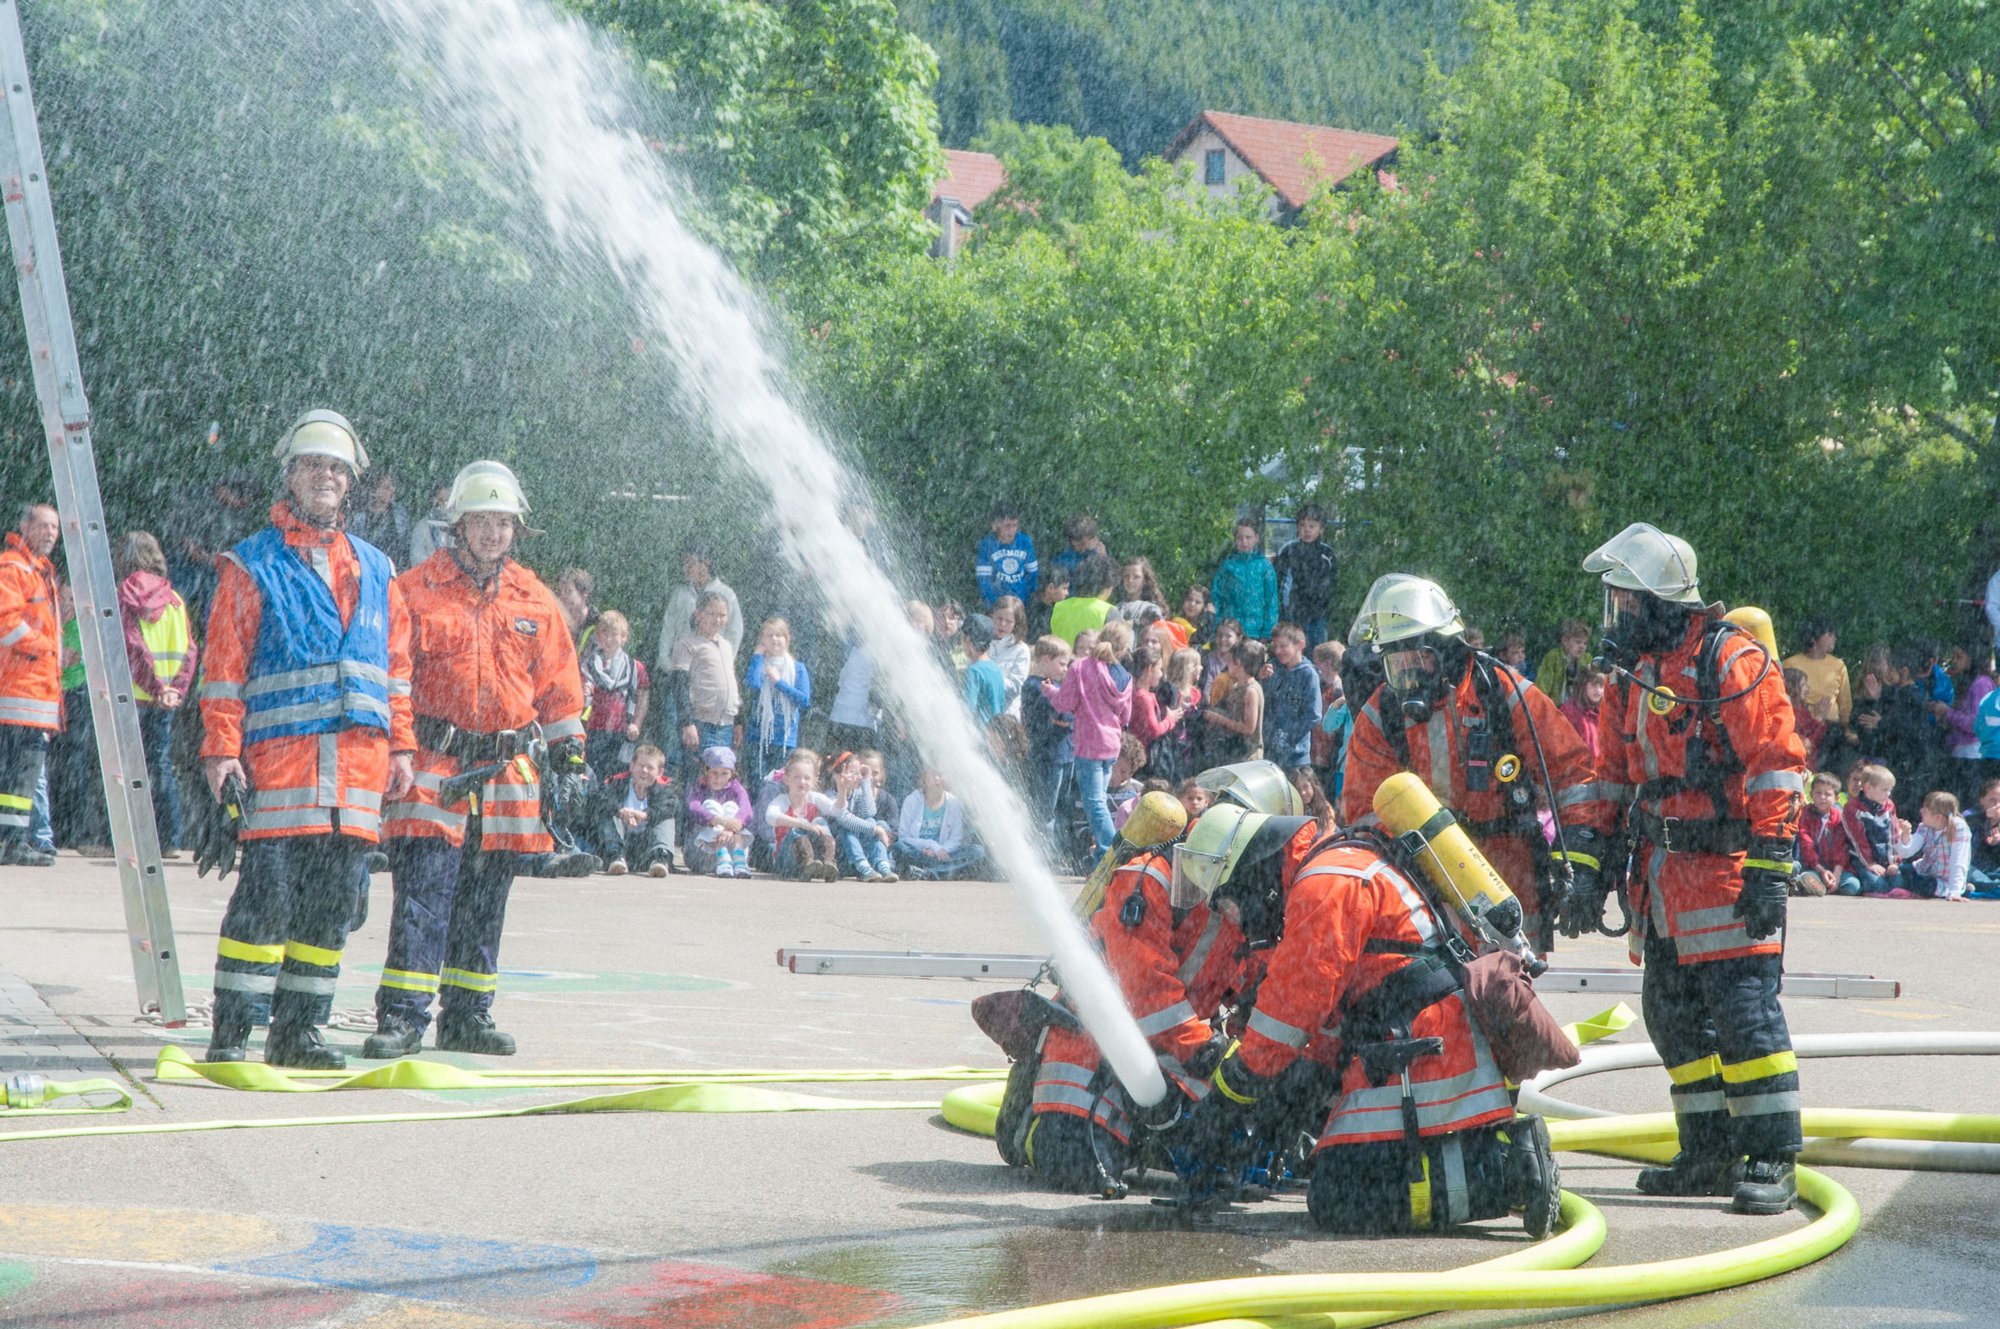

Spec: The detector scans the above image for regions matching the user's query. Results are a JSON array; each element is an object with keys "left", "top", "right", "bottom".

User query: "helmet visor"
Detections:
[{"left": 1383, "top": 646, "right": 1439, "bottom": 696}]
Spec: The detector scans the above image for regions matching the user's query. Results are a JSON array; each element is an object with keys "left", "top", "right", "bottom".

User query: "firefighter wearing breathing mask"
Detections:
[
  {"left": 1341, "top": 574, "right": 1612, "bottom": 954},
  {"left": 1174, "top": 803, "right": 1563, "bottom": 1236},
  {"left": 362, "top": 460, "right": 587, "bottom": 1060},
  {"left": 1580, "top": 522, "right": 1807, "bottom": 1215}
]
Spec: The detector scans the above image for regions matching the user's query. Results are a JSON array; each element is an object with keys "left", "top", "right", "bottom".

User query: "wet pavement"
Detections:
[{"left": 0, "top": 851, "right": 1992, "bottom": 1327}]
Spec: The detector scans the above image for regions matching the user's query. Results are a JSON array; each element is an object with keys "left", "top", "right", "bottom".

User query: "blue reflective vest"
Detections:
[{"left": 229, "top": 527, "right": 393, "bottom": 744}]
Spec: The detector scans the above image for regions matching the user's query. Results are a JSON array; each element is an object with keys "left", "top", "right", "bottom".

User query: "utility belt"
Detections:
[
  {"left": 414, "top": 716, "right": 539, "bottom": 763},
  {"left": 1334, "top": 944, "right": 1462, "bottom": 1175},
  {"left": 1629, "top": 805, "right": 1751, "bottom": 856}
]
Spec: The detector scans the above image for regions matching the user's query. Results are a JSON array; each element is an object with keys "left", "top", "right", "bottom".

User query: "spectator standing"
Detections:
[
  {"left": 960, "top": 614, "right": 1007, "bottom": 728},
  {"left": 1876, "top": 647, "right": 1939, "bottom": 798},
  {"left": 670, "top": 591, "right": 742, "bottom": 785},
  {"left": 1559, "top": 666, "right": 1607, "bottom": 763},
  {"left": 1026, "top": 563, "right": 1068, "bottom": 642},
  {"left": 1202, "top": 617, "right": 1244, "bottom": 702},
  {"left": 975, "top": 502, "right": 1038, "bottom": 608},
  {"left": 49, "top": 582, "right": 104, "bottom": 851},
  {"left": 1495, "top": 630, "right": 1529, "bottom": 671},
  {"left": 1210, "top": 519, "right": 1277, "bottom": 641},
  {"left": 1309, "top": 640, "right": 1349, "bottom": 802},
  {"left": 1049, "top": 553, "right": 1116, "bottom": 649},
  {"left": 936, "top": 598, "right": 969, "bottom": 677},
  {"left": 1171, "top": 584, "right": 1215, "bottom": 650},
  {"left": 553, "top": 568, "right": 599, "bottom": 657},
  {"left": 580, "top": 609, "right": 648, "bottom": 779},
  {"left": 1147, "top": 646, "right": 1205, "bottom": 783},
  {"left": 1534, "top": 619, "right": 1593, "bottom": 706},
  {"left": 1272, "top": 504, "right": 1337, "bottom": 647},
  {"left": 164, "top": 475, "right": 260, "bottom": 627},
  {"left": 1112, "top": 557, "right": 1168, "bottom": 624},
  {"left": 0, "top": 502, "right": 62, "bottom": 866},
  {"left": 654, "top": 543, "right": 744, "bottom": 743},
  {"left": 1797, "top": 771, "right": 1858, "bottom": 896},
  {"left": 1262, "top": 623, "right": 1322, "bottom": 771},
  {"left": 1050, "top": 617, "right": 1135, "bottom": 858},
  {"left": 824, "top": 637, "right": 880, "bottom": 757},
  {"left": 1202, "top": 639, "right": 1266, "bottom": 765},
  {"left": 408, "top": 483, "right": 454, "bottom": 568},
  {"left": 347, "top": 470, "right": 411, "bottom": 570},
  {"left": 592, "top": 743, "right": 677, "bottom": 877},
  {"left": 987, "top": 596, "right": 1032, "bottom": 717},
  {"left": 826, "top": 749, "right": 897, "bottom": 881},
  {"left": 1123, "top": 642, "right": 1185, "bottom": 771},
  {"left": 1781, "top": 618, "right": 1852, "bottom": 742},
  {"left": 743, "top": 616, "right": 810, "bottom": 784},
  {"left": 1050, "top": 513, "right": 1111, "bottom": 582},
  {"left": 1022, "top": 636, "right": 1074, "bottom": 831},
  {"left": 115, "top": 532, "right": 196, "bottom": 854},
  {"left": 896, "top": 767, "right": 986, "bottom": 880}
]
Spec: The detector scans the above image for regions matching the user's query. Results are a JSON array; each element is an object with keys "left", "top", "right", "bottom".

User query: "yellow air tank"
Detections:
[
  {"left": 1071, "top": 792, "right": 1190, "bottom": 920},
  {"left": 1723, "top": 606, "right": 1779, "bottom": 661},
  {"left": 1373, "top": 771, "right": 1542, "bottom": 971}
]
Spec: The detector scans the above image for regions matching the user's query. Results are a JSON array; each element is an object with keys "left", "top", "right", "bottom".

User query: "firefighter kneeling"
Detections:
[{"left": 1174, "top": 804, "right": 1564, "bottom": 1237}]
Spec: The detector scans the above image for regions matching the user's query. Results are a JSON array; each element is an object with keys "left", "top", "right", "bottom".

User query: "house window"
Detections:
[{"left": 1204, "top": 149, "right": 1226, "bottom": 185}]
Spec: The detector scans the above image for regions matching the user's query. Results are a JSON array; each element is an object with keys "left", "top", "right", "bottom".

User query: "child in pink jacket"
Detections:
[{"left": 1052, "top": 618, "right": 1134, "bottom": 857}]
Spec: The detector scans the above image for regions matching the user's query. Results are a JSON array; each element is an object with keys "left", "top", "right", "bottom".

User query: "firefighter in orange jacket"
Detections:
[
  {"left": 199, "top": 412, "right": 416, "bottom": 1068},
  {"left": 0, "top": 502, "right": 62, "bottom": 867},
  {"left": 1574, "top": 522, "right": 1807, "bottom": 1215},
  {"left": 1175, "top": 803, "right": 1562, "bottom": 1236},
  {"left": 1024, "top": 824, "right": 1254, "bottom": 1192},
  {"left": 1341, "top": 574, "right": 1612, "bottom": 953},
  {"left": 362, "top": 460, "right": 586, "bottom": 1059}
]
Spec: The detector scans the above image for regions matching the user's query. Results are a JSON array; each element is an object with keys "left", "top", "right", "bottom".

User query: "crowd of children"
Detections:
[{"left": 541, "top": 502, "right": 2000, "bottom": 903}]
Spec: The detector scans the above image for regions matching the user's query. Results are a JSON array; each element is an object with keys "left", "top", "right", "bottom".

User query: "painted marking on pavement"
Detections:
[
  {"left": 215, "top": 1224, "right": 598, "bottom": 1301},
  {"left": 564, "top": 1259, "right": 902, "bottom": 1329},
  {"left": 0, "top": 1205, "right": 283, "bottom": 1263}
]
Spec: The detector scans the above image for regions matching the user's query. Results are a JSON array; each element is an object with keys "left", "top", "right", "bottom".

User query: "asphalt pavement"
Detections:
[{"left": 0, "top": 850, "right": 1993, "bottom": 1328}]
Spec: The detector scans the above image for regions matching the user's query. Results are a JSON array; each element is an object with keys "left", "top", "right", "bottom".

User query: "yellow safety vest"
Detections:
[{"left": 131, "top": 601, "right": 191, "bottom": 703}]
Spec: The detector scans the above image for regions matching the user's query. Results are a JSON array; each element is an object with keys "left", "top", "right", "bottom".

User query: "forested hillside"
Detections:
[{"left": 899, "top": 0, "right": 1467, "bottom": 159}]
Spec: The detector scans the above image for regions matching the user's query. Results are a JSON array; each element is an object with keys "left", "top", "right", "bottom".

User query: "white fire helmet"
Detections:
[
  {"left": 1582, "top": 522, "right": 1703, "bottom": 605},
  {"left": 273, "top": 409, "right": 368, "bottom": 476},
  {"left": 445, "top": 459, "right": 537, "bottom": 526},
  {"left": 1349, "top": 574, "right": 1465, "bottom": 649}
]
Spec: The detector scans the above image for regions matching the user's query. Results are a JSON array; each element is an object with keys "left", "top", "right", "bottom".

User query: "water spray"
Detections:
[{"left": 368, "top": 0, "right": 1167, "bottom": 1105}]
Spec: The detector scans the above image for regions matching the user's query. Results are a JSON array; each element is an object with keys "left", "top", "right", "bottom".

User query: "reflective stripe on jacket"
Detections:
[
  {"left": 127, "top": 595, "right": 194, "bottom": 704},
  {"left": 0, "top": 532, "right": 61, "bottom": 731}
]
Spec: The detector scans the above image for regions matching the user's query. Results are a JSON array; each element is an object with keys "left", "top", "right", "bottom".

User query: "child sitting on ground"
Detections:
[
  {"left": 580, "top": 609, "right": 649, "bottom": 779},
  {"left": 896, "top": 767, "right": 987, "bottom": 881},
  {"left": 684, "top": 745, "right": 752, "bottom": 878},
  {"left": 1891, "top": 791, "right": 1972, "bottom": 900},
  {"left": 592, "top": 742, "right": 677, "bottom": 877},
  {"left": 1841, "top": 763, "right": 1900, "bottom": 894},
  {"left": 1797, "top": 771, "right": 1857, "bottom": 896},
  {"left": 766, "top": 749, "right": 839, "bottom": 881},
  {"left": 826, "top": 750, "right": 898, "bottom": 882}
]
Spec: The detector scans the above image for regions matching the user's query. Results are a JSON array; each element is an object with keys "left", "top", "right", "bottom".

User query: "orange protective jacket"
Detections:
[
  {"left": 0, "top": 532, "right": 61, "bottom": 731},
  {"left": 383, "top": 549, "right": 583, "bottom": 853},
  {"left": 1232, "top": 830, "right": 1514, "bottom": 1150},
  {"left": 1341, "top": 658, "right": 1612, "bottom": 933},
  {"left": 199, "top": 505, "right": 415, "bottom": 842},
  {"left": 1597, "top": 617, "right": 1807, "bottom": 965},
  {"left": 1033, "top": 853, "right": 1253, "bottom": 1141}
]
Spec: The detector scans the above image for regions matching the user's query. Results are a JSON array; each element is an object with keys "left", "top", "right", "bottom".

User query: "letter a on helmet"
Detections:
[
  {"left": 446, "top": 459, "right": 540, "bottom": 528},
  {"left": 274, "top": 409, "right": 368, "bottom": 475},
  {"left": 1582, "top": 522, "right": 1702, "bottom": 604}
]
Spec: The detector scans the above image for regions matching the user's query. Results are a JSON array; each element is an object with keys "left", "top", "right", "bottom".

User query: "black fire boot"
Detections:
[
  {"left": 437, "top": 1010, "right": 516, "bottom": 1056},
  {"left": 264, "top": 1021, "right": 346, "bottom": 1071},
  {"left": 1731, "top": 1155, "right": 1798, "bottom": 1215},
  {"left": 1636, "top": 1152, "right": 1743, "bottom": 1198},
  {"left": 360, "top": 1019, "right": 424, "bottom": 1061},
  {"left": 1508, "top": 1115, "right": 1564, "bottom": 1239}
]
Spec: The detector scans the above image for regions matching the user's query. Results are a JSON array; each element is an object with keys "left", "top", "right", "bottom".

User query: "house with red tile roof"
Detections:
[
  {"left": 1164, "top": 110, "right": 1397, "bottom": 222},
  {"left": 928, "top": 148, "right": 1007, "bottom": 258}
]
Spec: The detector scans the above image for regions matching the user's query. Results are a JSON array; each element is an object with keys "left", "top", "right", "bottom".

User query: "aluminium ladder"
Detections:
[{"left": 0, "top": 0, "right": 184, "bottom": 1023}]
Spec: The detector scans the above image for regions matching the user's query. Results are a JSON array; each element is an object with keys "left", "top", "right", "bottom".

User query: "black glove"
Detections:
[
  {"left": 1184, "top": 1033, "right": 1229, "bottom": 1081},
  {"left": 545, "top": 738, "right": 591, "bottom": 820},
  {"left": 192, "top": 775, "right": 247, "bottom": 880},
  {"left": 1735, "top": 838, "right": 1795, "bottom": 940},
  {"left": 1550, "top": 836, "right": 1610, "bottom": 939},
  {"left": 548, "top": 736, "right": 588, "bottom": 773}
]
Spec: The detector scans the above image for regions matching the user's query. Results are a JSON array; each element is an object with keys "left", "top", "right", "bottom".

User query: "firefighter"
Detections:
[
  {"left": 0, "top": 502, "right": 62, "bottom": 867},
  {"left": 362, "top": 460, "right": 586, "bottom": 1059},
  {"left": 1341, "top": 574, "right": 1611, "bottom": 953},
  {"left": 1022, "top": 794, "right": 1257, "bottom": 1193},
  {"left": 1176, "top": 803, "right": 1563, "bottom": 1237},
  {"left": 1570, "top": 522, "right": 1807, "bottom": 1215},
  {"left": 199, "top": 411, "right": 416, "bottom": 1068}
]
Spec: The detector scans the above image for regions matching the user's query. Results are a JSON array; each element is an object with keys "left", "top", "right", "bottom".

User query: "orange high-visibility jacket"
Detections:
[
  {"left": 1341, "top": 658, "right": 1612, "bottom": 931},
  {"left": 383, "top": 549, "right": 583, "bottom": 854},
  {"left": 0, "top": 531, "right": 61, "bottom": 732},
  {"left": 1597, "top": 618, "right": 1807, "bottom": 966},
  {"left": 1234, "top": 831, "right": 1514, "bottom": 1150},
  {"left": 1033, "top": 852, "right": 1252, "bottom": 1142},
  {"left": 199, "top": 505, "right": 415, "bottom": 842}
]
